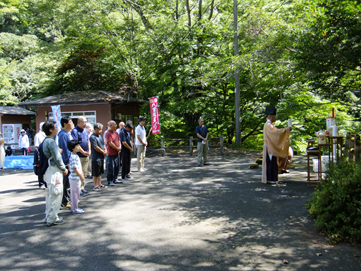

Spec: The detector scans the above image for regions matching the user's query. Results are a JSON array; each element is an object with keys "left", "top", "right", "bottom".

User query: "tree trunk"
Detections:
[
  {"left": 186, "top": 0, "right": 191, "bottom": 27},
  {"left": 126, "top": 0, "right": 153, "bottom": 30},
  {"left": 175, "top": 0, "right": 179, "bottom": 20},
  {"left": 227, "top": 131, "right": 234, "bottom": 144},
  {"left": 208, "top": 0, "right": 215, "bottom": 20},
  {"left": 198, "top": 0, "right": 202, "bottom": 21}
]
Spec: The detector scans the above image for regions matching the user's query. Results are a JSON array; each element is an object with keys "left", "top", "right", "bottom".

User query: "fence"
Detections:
[
  {"left": 344, "top": 133, "right": 361, "bottom": 163},
  {"left": 148, "top": 135, "right": 225, "bottom": 156}
]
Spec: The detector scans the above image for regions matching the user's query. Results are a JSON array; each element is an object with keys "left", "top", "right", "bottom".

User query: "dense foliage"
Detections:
[
  {"left": 1, "top": 0, "right": 361, "bottom": 151},
  {"left": 306, "top": 160, "right": 361, "bottom": 244},
  {"left": 293, "top": 0, "right": 361, "bottom": 104}
]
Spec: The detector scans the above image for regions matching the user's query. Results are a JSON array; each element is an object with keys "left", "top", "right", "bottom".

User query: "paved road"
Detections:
[{"left": 0, "top": 154, "right": 360, "bottom": 271}]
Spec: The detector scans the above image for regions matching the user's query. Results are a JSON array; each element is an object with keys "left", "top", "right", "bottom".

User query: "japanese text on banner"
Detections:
[
  {"left": 51, "top": 105, "right": 62, "bottom": 132},
  {"left": 149, "top": 97, "right": 160, "bottom": 134}
]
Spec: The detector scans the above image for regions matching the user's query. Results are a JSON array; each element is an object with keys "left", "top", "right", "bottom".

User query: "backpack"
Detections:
[{"left": 33, "top": 137, "right": 51, "bottom": 175}]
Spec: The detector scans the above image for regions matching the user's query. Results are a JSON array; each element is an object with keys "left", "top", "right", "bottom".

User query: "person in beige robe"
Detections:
[{"left": 262, "top": 106, "right": 292, "bottom": 184}]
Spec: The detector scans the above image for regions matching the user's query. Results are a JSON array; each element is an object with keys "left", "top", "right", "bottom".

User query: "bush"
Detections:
[{"left": 306, "top": 159, "right": 361, "bottom": 244}]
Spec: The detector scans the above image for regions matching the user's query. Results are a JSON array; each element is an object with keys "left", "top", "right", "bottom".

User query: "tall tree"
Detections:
[{"left": 293, "top": 0, "right": 361, "bottom": 106}]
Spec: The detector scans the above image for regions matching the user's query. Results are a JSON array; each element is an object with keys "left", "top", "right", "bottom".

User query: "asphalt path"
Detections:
[{"left": 0, "top": 154, "right": 360, "bottom": 271}]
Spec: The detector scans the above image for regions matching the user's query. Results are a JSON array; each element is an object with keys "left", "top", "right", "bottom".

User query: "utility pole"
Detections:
[{"left": 234, "top": 0, "right": 241, "bottom": 145}]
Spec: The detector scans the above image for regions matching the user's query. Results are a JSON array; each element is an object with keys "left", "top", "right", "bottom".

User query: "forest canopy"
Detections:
[{"left": 1, "top": 0, "right": 360, "bottom": 152}]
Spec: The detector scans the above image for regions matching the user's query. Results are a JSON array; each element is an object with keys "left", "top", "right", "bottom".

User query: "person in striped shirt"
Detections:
[{"left": 67, "top": 140, "right": 85, "bottom": 214}]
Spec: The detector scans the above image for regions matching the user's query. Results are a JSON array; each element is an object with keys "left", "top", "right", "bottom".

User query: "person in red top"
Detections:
[{"left": 105, "top": 120, "right": 122, "bottom": 186}]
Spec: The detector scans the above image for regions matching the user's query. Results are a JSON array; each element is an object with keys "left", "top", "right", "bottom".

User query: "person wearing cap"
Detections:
[
  {"left": 120, "top": 123, "right": 133, "bottom": 180},
  {"left": 262, "top": 105, "right": 292, "bottom": 184},
  {"left": 19, "top": 129, "right": 30, "bottom": 155},
  {"left": 196, "top": 118, "right": 209, "bottom": 166},
  {"left": 135, "top": 117, "right": 147, "bottom": 172}
]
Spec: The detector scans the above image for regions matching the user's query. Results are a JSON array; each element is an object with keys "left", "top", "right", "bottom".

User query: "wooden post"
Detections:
[
  {"left": 355, "top": 135, "right": 360, "bottom": 163},
  {"left": 161, "top": 137, "right": 165, "bottom": 157},
  {"left": 344, "top": 133, "right": 351, "bottom": 161},
  {"left": 350, "top": 134, "right": 355, "bottom": 161},
  {"left": 220, "top": 135, "right": 224, "bottom": 156},
  {"left": 189, "top": 136, "right": 193, "bottom": 156}
]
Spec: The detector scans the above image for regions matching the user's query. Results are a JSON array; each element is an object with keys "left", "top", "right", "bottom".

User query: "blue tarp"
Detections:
[{"left": 4, "top": 155, "right": 34, "bottom": 170}]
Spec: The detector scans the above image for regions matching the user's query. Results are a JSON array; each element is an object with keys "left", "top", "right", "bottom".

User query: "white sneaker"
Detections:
[{"left": 139, "top": 168, "right": 145, "bottom": 172}]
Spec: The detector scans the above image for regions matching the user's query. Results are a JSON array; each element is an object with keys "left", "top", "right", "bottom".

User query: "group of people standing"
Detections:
[
  {"left": 10, "top": 103, "right": 290, "bottom": 227},
  {"left": 34, "top": 116, "right": 147, "bottom": 227}
]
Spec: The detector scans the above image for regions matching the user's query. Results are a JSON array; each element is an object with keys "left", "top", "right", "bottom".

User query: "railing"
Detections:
[{"left": 148, "top": 135, "right": 225, "bottom": 156}]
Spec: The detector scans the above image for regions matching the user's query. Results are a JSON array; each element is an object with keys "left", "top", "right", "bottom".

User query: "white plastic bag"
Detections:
[{"left": 44, "top": 165, "right": 63, "bottom": 196}]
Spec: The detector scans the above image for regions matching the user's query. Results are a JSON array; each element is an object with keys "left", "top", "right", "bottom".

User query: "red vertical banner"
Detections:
[{"left": 149, "top": 96, "right": 160, "bottom": 134}]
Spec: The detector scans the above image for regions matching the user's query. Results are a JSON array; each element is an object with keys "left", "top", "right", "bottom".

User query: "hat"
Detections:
[
  {"left": 265, "top": 105, "right": 277, "bottom": 115},
  {"left": 21, "top": 129, "right": 26, "bottom": 133}
]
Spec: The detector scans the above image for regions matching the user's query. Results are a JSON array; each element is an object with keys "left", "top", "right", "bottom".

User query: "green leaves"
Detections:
[
  {"left": 306, "top": 159, "right": 361, "bottom": 243},
  {"left": 293, "top": 0, "right": 361, "bottom": 104},
  {"left": 0, "top": 0, "right": 359, "bottom": 150}
]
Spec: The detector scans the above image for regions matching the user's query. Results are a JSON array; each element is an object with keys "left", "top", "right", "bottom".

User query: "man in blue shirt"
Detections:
[
  {"left": 58, "top": 116, "right": 74, "bottom": 207},
  {"left": 119, "top": 123, "right": 133, "bottom": 180},
  {"left": 195, "top": 118, "right": 209, "bottom": 166},
  {"left": 71, "top": 116, "right": 90, "bottom": 195}
]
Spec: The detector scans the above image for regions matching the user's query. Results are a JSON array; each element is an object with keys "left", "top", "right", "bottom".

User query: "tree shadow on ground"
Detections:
[{"left": 0, "top": 156, "right": 360, "bottom": 270}]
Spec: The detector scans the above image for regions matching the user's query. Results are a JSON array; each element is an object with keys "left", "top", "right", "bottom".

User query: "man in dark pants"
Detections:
[
  {"left": 26, "top": 127, "right": 33, "bottom": 146},
  {"left": 116, "top": 122, "right": 125, "bottom": 173},
  {"left": 120, "top": 123, "right": 133, "bottom": 181},
  {"left": 34, "top": 122, "right": 47, "bottom": 189},
  {"left": 58, "top": 116, "right": 74, "bottom": 208},
  {"left": 196, "top": 118, "right": 209, "bottom": 166},
  {"left": 125, "top": 120, "right": 134, "bottom": 175},
  {"left": 105, "top": 120, "right": 122, "bottom": 186},
  {"left": 261, "top": 105, "right": 292, "bottom": 184}
]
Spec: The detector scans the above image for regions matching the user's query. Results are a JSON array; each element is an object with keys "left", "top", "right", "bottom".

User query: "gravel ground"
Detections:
[{"left": 0, "top": 154, "right": 360, "bottom": 271}]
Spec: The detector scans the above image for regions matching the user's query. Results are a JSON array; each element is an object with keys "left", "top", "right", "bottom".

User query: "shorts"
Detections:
[{"left": 92, "top": 159, "right": 104, "bottom": 177}]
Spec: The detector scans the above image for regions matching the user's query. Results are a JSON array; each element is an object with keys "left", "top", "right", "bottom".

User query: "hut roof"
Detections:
[
  {"left": 0, "top": 106, "right": 35, "bottom": 115},
  {"left": 19, "top": 90, "right": 144, "bottom": 107}
]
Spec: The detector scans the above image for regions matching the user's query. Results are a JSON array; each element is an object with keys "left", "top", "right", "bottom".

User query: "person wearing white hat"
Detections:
[{"left": 19, "top": 129, "right": 29, "bottom": 155}]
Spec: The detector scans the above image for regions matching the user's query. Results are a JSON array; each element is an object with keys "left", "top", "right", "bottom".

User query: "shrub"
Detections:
[{"left": 306, "top": 159, "right": 361, "bottom": 244}]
